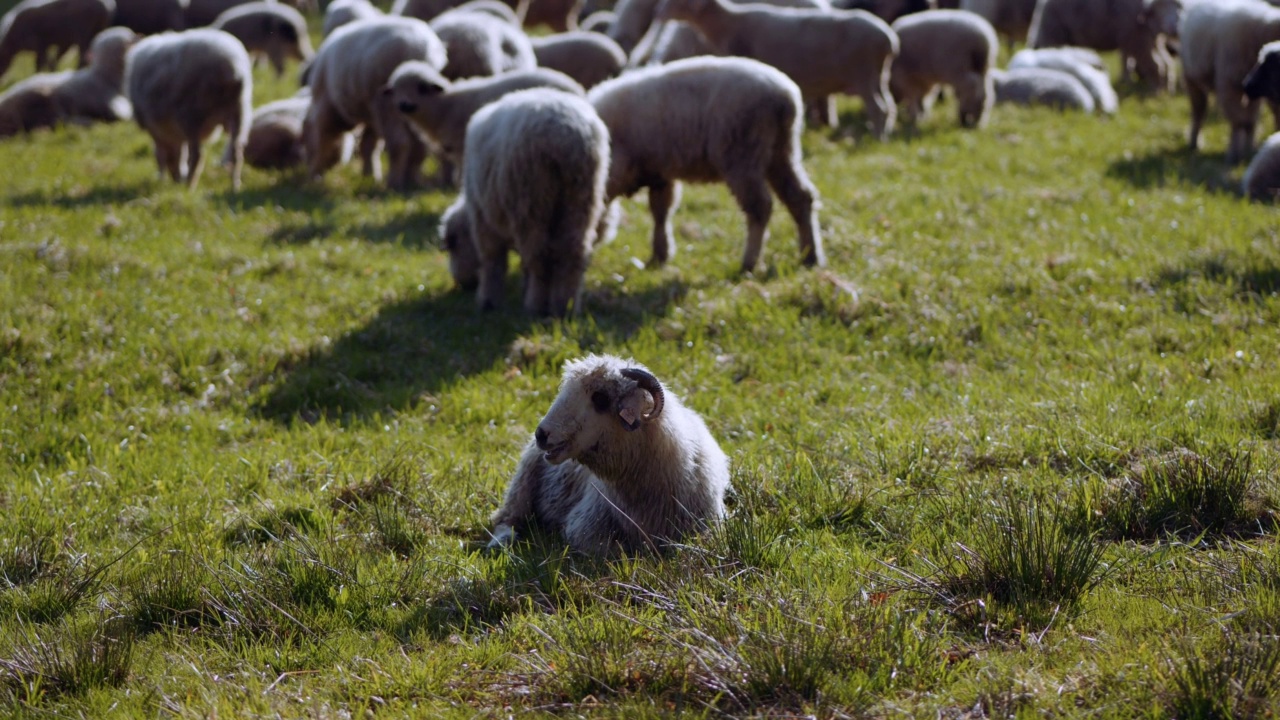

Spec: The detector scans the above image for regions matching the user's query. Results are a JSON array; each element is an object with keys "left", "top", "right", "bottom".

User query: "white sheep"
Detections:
[
  {"left": 656, "top": 0, "right": 900, "bottom": 139},
  {"left": 1181, "top": 0, "right": 1280, "bottom": 163},
  {"left": 0, "top": 26, "right": 136, "bottom": 137},
  {"left": 125, "top": 27, "right": 251, "bottom": 189},
  {"left": 0, "top": 0, "right": 116, "bottom": 80},
  {"left": 1027, "top": 0, "right": 1175, "bottom": 93},
  {"left": 212, "top": 2, "right": 313, "bottom": 77},
  {"left": 324, "top": 0, "right": 383, "bottom": 37},
  {"left": 488, "top": 354, "right": 730, "bottom": 556},
  {"left": 441, "top": 88, "right": 610, "bottom": 316},
  {"left": 529, "top": 31, "right": 627, "bottom": 88},
  {"left": 990, "top": 66, "right": 1095, "bottom": 112},
  {"left": 429, "top": 8, "right": 536, "bottom": 79},
  {"left": 609, "top": 0, "right": 660, "bottom": 52},
  {"left": 630, "top": 0, "right": 828, "bottom": 68},
  {"left": 958, "top": 0, "right": 1036, "bottom": 44},
  {"left": 589, "top": 55, "right": 823, "bottom": 271},
  {"left": 304, "top": 16, "right": 448, "bottom": 191},
  {"left": 236, "top": 92, "right": 309, "bottom": 169},
  {"left": 1009, "top": 46, "right": 1118, "bottom": 114},
  {"left": 1243, "top": 131, "right": 1280, "bottom": 202},
  {"left": 889, "top": 9, "right": 997, "bottom": 127}
]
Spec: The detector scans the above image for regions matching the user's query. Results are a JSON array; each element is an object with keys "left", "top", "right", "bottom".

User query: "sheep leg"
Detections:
[
  {"left": 488, "top": 445, "right": 546, "bottom": 549},
  {"left": 522, "top": 237, "right": 552, "bottom": 316},
  {"left": 359, "top": 129, "right": 382, "bottom": 181},
  {"left": 766, "top": 156, "right": 823, "bottom": 268},
  {"left": 475, "top": 219, "right": 510, "bottom": 312},
  {"left": 185, "top": 139, "right": 205, "bottom": 191},
  {"left": 725, "top": 173, "right": 773, "bottom": 273},
  {"left": 805, "top": 96, "right": 835, "bottom": 129},
  {"left": 373, "top": 93, "right": 425, "bottom": 191},
  {"left": 647, "top": 181, "right": 680, "bottom": 267},
  {"left": 1131, "top": 48, "right": 1163, "bottom": 94},
  {"left": 858, "top": 73, "right": 896, "bottom": 141},
  {"left": 542, "top": 218, "right": 592, "bottom": 317},
  {"left": 304, "top": 103, "right": 350, "bottom": 180},
  {"left": 1186, "top": 80, "right": 1208, "bottom": 152},
  {"left": 1220, "top": 81, "right": 1259, "bottom": 164},
  {"left": 155, "top": 139, "right": 182, "bottom": 183}
]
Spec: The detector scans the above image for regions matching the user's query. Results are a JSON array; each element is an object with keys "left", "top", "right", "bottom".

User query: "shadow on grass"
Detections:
[
  {"left": 1156, "top": 251, "right": 1280, "bottom": 297},
  {"left": 5, "top": 181, "right": 152, "bottom": 209},
  {"left": 254, "top": 278, "right": 688, "bottom": 425},
  {"left": 1105, "top": 145, "right": 1241, "bottom": 194}
]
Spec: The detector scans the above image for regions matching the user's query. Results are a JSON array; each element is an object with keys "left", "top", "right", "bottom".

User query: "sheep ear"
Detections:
[{"left": 617, "top": 394, "right": 644, "bottom": 431}]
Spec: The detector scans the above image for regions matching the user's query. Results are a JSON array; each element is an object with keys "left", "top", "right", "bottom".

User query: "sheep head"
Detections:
[
  {"left": 1245, "top": 42, "right": 1280, "bottom": 104},
  {"left": 534, "top": 356, "right": 666, "bottom": 465},
  {"left": 439, "top": 195, "right": 479, "bottom": 291},
  {"left": 385, "top": 60, "right": 450, "bottom": 119},
  {"left": 1138, "top": 0, "right": 1181, "bottom": 39}
]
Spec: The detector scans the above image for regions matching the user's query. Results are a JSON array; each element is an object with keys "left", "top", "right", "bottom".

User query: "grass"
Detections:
[{"left": 1, "top": 17, "right": 1280, "bottom": 716}]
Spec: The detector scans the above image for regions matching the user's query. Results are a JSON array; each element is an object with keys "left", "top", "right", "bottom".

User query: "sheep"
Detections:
[
  {"left": 589, "top": 56, "right": 822, "bottom": 271},
  {"left": 656, "top": 0, "right": 899, "bottom": 139},
  {"left": 184, "top": 0, "right": 262, "bottom": 27},
  {"left": 440, "top": 88, "right": 610, "bottom": 316},
  {"left": 1009, "top": 46, "right": 1118, "bottom": 114},
  {"left": 386, "top": 61, "right": 583, "bottom": 176},
  {"left": 0, "top": 0, "right": 116, "bottom": 80},
  {"left": 429, "top": 8, "right": 536, "bottom": 79},
  {"left": 581, "top": 9, "right": 617, "bottom": 32},
  {"left": 488, "top": 354, "right": 730, "bottom": 556},
  {"left": 304, "top": 16, "right": 448, "bottom": 191},
  {"left": 114, "top": 0, "right": 188, "bottom": 35},
  {"left": 958, "top": 0, "right": 1036, "bottom": 45},
  {"left": 609, "top": 0, "right": 660, "bottom": 52},
  {"left": 888, "top": 9, "right": 996, "bottom": 127},
  {"left": 126, "top": 28, "right": 251, "bottom": 189},
  {"left": 990, "top": 66, "right": 1095, "bottom": 112},
  {"left": 630, "top": 0, "right": 828, "bottom": 68},
  {"left": 233, "top": 91, "right": 309, "bottom": 169},
  {"left": 451, "top": 0, "right": 524, "bottom": 24},
  {"left": 0, "top": 26, "right": 136, "bottom": 137},
  {"left": 211, "top": 2, "right": 312, "bottom": 77},
  {"left": 324, "top": 0, "right": 383, "bottom": 37},
  {"left": 1181, "top": 0, "right": 1280, "bottom": 163},
  {"left": 1027, "top": 0, "right": 1176, "bottom": 93},
  {"left": 833, "top": 0, "right": 933, "bottom": 22},
  {"left": 1243, "top": 131, "right": 1280, "bottom": 202},
  {"left": 530, "top": 31, "right": 627, "bottom": 88}
]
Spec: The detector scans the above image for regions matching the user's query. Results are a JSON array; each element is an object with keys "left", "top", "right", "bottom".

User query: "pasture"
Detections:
[{"left": 2, "top": 20, "right": 1280, "bottom": 718}]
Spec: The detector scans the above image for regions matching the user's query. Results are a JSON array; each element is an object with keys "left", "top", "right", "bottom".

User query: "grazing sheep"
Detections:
[
  {"left": 958, "top": 0, "right": 1035, "bottom": 44},
  {"left": 630, "top": 0, "right": 828, "bottom": 68},
  {"left": 581, "top": 9, "right": 616, "bottom": 32},
  {"left": 126, "top": 27, "right": 251, "bottom": 189},
  {"left": 0, "top": 26, "right": 135, "bottom": 137},
  {"left": 1009, "top": 46, "right": 1117, "bottom": 114},
  {"left": 833, "top": 0, "right": 932, "bottom": 22},
  {"left": 1181, "top": 0, "right": 1280, "bottom": 163},
  {"left": 444, "top": 88, "right": 610, "bottom": 315},
  {"left": 1243, "top": 131, "right": 1280, "bottom": 201},
  {"left": 590, "top": 56, "right": 823, "bottom": 271},
  {"left": 489, "top": 354, "right": 730, "bottom": 555},
  {"left": 1027, "top": 0, "right": 1175, "bottom": 93},
  {"left": 212, "top": 2, "right": 312, "bottom": 77},
  {"left": 889, "top": 9, "right": 996, "bottom": 127},
  {"left": 113, "top": 0, "right": 187, "bottom": 35},
  {"left": 305, "top": 16, "right": 447, "bottom": 191},
  {"left": 530, "top": 32, "right": 626, "bottom": 88},
  {"left": 430, "top": 8, "right": 536, "bottom": 79},
  {"left": 324, "top": 0, "right": 383, "bottom": 37},
  {"left": 990, "top": 66, "right": 1095, "bottom": 111},
  {"left": 656, "top": 0, "right": 899, "bottom": 139},
  {"left": 233, "top": 91, "right": 309, "bottom": 169},
  {"left": 0, "top": 0, "right": 116, "bottom": 79},
  {"left": 184, "top": 0, "right": 256, "bottom": 27}
]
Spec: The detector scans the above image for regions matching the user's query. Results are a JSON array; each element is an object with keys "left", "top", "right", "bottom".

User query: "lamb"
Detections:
[
  {"left": 429, "top": 8, "right": 536, "bottom": 79},
  {"left": 488, "top": 354, "right": 730, "bottom": 556},
  {"left": 1027, "top": 0, "right": 1176, "bottom": 93},
  {"left": 0, "top": 26, "right": 136, "bottom": 137},
  {"left": 530, "top": 31, "right": 627, "bottom": 88},
  {"left": 451, "top": 0, "right": 524, "bottom": 24},
  {"left": 1009, "top": 46, "right": 1118, "bottom": 114},
  {"left": 656, "top": 0, "right": 899, "bottom": 139},
  {"left": 888, "top": 9, "right": 997, "bottom": 127},
  {"left": 211, "top": 2, "right": 313, "bottom": 77},
  {"left": 113, "top": 0, "right": 187, "bottom": 35},
  {"left": 0, "top": 0, "right": 115, "bottom": 80},
  {"left": 580, "top": 9, "right": 617, "bottom": 32},
  {"left": 441, "top": 88, "right": 609, "bottom": 316},
  {"left": 630, "top": 0, "right": 828, "bottom": 68},
  {"left": 589, "top": 56, "right": 823, "bottom": 271},
  {"left": 1181, "top": 0, "right": 1280, "bottom": 163},
  {"left": 125, "top": 27, "right": 251, "bottom": 189},
  {"left": 990, "top": 66, "right": 1095, "bottom": 112},
  {"left": 958, "top": 0, "right": 1035, "bottom": 44},
  {"left": 1243, "top": 131, "right": 1280, "bottom": 202},
  {"left": 304, "top": 16, "right": 448, "bottom": 191},
  {"left": 387, "top": 61, "right": 583, "bottom": 173},
  {"left": 232, "top": 91, "right": 310, "bottom": 169},
  {"left": 324, "top": 0, "right": 383, "bottom": 37}
]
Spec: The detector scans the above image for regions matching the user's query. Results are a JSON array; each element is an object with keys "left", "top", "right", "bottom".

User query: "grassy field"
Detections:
[{"left": 2, "top": 22, "right": 1280, "bottom": 717}]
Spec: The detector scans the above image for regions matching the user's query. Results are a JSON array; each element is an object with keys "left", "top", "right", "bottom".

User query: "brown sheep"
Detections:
[{"left": 0, "top": 0, "right": 115, "bottom": 80}]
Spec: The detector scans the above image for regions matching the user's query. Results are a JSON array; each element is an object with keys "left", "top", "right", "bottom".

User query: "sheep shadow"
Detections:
[
  {"left": 1155, "top": 251, "right": 1280, "bottom": 298},
  {"left": 254, "top": 278, "right": 688, "bottom": 425},
  {"left": 5, "top": 181, "right": 151, "bottom": 209},
  {"left": 214, "top": 179, "right": 347, "bottom": 214},
  {"left": 1104, "top": 145, "right": 1242, "bottom": 195}
]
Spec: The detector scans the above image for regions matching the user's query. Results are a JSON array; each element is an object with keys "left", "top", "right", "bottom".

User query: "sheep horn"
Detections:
[{"left": 621, "top": 368, "right": 664, "bottom": 421}]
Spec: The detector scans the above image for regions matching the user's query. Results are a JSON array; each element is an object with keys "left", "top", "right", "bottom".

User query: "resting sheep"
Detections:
[
  {"left": 488, "top": 354, "right": 730, "bottom": 555},
  {"left": 0, "top": 26, "right": 136, "bottom": 137},
  {"left": 529, "top": 32, "right": 626, "bottom": 89},
  {"left": 0, "top": 0, "right": 116, "bottom": 80},
  {"left": 1243, "top": 131, "right": 1280, "bottom": 202},
  {"left": 889, "top": 9, "right": 996, "bottom": 127},
  {"left": 324, "top": 0, "right": 383, "bottom": 37},
  {"left": 1181, "top": 0, "right": 1280, "bottom": 163},
  {"left": 990, "top": 66, "right": 1095, "bottom": 112},
  {"left": 589, "top": 55, "right": 823, "bottom": 271},
  {"left": 126, "top": 27, "right": 251, "bottom": 189},
  {"left": 1009, "top": 46, "right": 1117, "bottom": 114},
  {"left": 1027, "top": 0, "right": 1175, "bottom": 93},
  {"left": 211, "top": 2, "right": 312, "bottom": 77},
  {"left": 305, "top": 16, "right": 447, "bottom": 191},
  {"left": 656, "top": 0, "right": 899, "bottom": 139},
  {"left": 958, "top": 0, "right": 1035, "bottom": 44},
  {"left": 430, "top": 8, "right": 536, "bottom": 79},
  {"left": 231, "top": 91, "right": 309, "bottom": 169}
]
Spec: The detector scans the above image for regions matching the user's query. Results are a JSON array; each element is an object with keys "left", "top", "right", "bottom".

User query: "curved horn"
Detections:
[{"left": 620, "top": 367, "right": 664, "bottom": 421}]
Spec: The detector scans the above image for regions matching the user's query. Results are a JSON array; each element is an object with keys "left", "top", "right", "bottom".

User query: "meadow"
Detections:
[{"left": 1, "top": 17, "right": 1280, "bottom": 717}]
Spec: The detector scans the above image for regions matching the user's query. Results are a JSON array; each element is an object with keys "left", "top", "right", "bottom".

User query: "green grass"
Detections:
[{"left": 1, "top": 24, "right": 1280, "bottom": 716}]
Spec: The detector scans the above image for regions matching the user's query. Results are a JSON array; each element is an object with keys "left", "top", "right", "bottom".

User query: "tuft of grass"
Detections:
[
  {"left": 0, "top": 617, "right": 135, "bottom": 703},
  {"left": 125, "top": 550, "right": 214, "bottom": 634},
  {"left": 222, "top": 506, "right": 323, "bottom": 547},
  {"left": 1163, "top": 630, "right": 1280, "bottom": 720}
]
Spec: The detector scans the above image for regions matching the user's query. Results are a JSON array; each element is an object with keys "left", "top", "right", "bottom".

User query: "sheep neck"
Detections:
[
  {"left": 683, "top": 0, "right": 740, "bottom": 48},
  {"left": 579, "top": 419, "right": 683, "bottom": 511}
]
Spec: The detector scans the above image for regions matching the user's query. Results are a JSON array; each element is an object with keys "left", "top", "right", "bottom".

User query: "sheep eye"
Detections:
[{"left": 590, "top": 390, "right": 611, "bottom": 413}]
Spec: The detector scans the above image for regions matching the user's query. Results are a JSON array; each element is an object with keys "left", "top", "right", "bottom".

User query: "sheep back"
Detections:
[
  {"left": 430, "top": 9, "right": 536, "bottom": 78},
  {"left": 212, "top": 2, "right": 313, "bottom": 75},
  {"left": 125, "top": 27, "right": 251, "bottom": 142},
  {"left": 324, "top": 0, "right": 383, "bottom": 37},
  {"left": 114, "top": 0, "right": 188, "bottom": 35},
  {"left": 991, "top": 66, "right": 1094, "bottom": 111},
  {"left": 959, "top": 0, "right": 1035, "bottom": 42},
  {"left": 311, "top": 17, "right": 447, "bottom": 128},
  {"left": 530, "top": 31, "right": 626, "bottom": 87},
  {"left": 889, "top": 9, "right": 996, "bottom": 126},
  {"left": 1009, "top": 46, "right": 1117, "bottom": 113}
]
